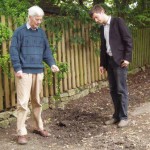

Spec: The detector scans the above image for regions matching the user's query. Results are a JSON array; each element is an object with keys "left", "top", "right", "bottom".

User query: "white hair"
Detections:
[{"left": 28, "top": 5, "right": 44, "bottom": 17}]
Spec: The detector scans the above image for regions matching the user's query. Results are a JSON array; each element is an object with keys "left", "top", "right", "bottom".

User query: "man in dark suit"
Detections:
[{"left": 89, "top": 5, "right": 133, "bottom": 127}]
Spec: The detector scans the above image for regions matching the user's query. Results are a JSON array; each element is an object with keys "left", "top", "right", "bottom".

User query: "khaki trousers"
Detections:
[{"left": 15, "top": 73, "right": 44, "bottom": 136}]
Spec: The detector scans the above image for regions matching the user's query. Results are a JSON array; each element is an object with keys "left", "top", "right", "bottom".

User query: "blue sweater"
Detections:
[{"left": 10, "top": 24, "right": 55, "bottom": 74}]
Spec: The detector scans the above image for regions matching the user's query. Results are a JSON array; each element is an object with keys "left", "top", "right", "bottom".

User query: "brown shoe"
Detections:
[
  {"left": 105, "top": 118, "right": 118, "bottom": 125},
  {"left": 17, "top": 135, "right": 28, "bottom": 145},
  {"left": 33, "top": 129, "right": 50, "bottom": 137},
  {"left": 118, "top": 120, "right": 129, "bottom": 128}
]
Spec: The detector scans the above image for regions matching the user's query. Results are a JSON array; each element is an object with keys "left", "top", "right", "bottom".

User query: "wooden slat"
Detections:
[
  {"left": 41, "top": 23, "right": 49, "bottom": 97},
  {"left": 148, "top": 29, "right": 150, "bottom": 63},
  {"left": 77, "top": 22, "right": 84, "bottom": 86},
  {"left": 97, "top": 41, "right": 101, "bottom": 81},
  {"left": 147, "top": 29, "right": 150, "bottom": 64},
  {"left": 94, "top": 42, "right": 99, "bottom": 81},
  {"left": 142, "top": 29, "right": 145, "bottom": 66},
  {"left": 74, "top": 22, "right": 80, "bottom": 87},
  {"left": 139, "top": 29, "right": 142, "bottom": 67},
  {"left": 89, "top": 25, "right": 95, "bottom": 83},
  {"left": 61, "top": 29, "right": 68, "bottom": 91},
  {"left": 134, "top": 30, "right": 138, "bottom": 69},
  {"left": 52, "top": 33, "right": 58, "bottom": 95},
  {"left": 70, "top": 25, "right": 76, "bottom": 88},
  {"left": 143, "top": 29, "right": 146, "bottom": 64},
  {"left": 47, "top": 31, "right": 54, "bottom": 96},
  {"left": 135, "top": 30, "right": 138, "bottom": 69},
  {"left": 142, "top": 29, "right": 146, "bottom": 65},
  {"left": 85, "top": 24, "right": 91, "bottom": 84},
  {"left": 81, "top": 24, "right": 88, "bottom": 85},
  {"left": 65, "top": 24, "right": 72, "bottom": 89},
  {"left": 140, "top": 29, "right": 143, "bottom": 67},
  {"left": 130, "top": 30, "right": 136, "bottom": 70},
  {"left": 134, "top": 30, "right": 137, "bottom": 68},
  {"left": 57, "top": 33, "right": 63, "bottom": 93},
  {"left": 145, "top": 28, "right": 149, "bottom": 64},
  {"left": 93, "top": 42, "right": 97, "bottom": 81},
  {"left": 8, "top": 17, "right": 16, "bottom": 107},
  {"left": 0, "top": 68, "right": 3, "bottom": 111},
  {"left": 1, "top": 15, "right": 10, "bottom": 108}
]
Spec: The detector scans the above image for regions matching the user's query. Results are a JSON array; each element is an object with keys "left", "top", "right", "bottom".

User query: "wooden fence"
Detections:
[{"left": 0, "top": 15, "right": 150, "bottom": 112}]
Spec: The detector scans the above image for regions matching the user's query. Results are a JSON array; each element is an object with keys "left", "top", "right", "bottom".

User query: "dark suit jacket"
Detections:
[{"left": 100, "top": 17, "right": 133, "bottom": 69}]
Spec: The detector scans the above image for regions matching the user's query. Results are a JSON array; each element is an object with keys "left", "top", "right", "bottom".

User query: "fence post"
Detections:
[
  {"left": 1, "top": 15, "right": 10, "bottom": 109},
  {"left": 8, "top": 17, "right": 16, "bottom": 107}
]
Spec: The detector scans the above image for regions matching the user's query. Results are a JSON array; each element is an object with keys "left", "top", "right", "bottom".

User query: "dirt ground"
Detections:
[{"left": 0, "top": 67, "right": 150, "bottom": 150}]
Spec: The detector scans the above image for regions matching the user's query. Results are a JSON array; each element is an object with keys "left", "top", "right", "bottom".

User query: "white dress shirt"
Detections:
[{"left": 104, "top": 16, "right": 112, "bottom": 56}]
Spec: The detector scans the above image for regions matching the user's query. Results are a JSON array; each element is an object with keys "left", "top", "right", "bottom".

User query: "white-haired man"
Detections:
[{"left": 10, "top": 6, "right": 59, "bottom": 144}]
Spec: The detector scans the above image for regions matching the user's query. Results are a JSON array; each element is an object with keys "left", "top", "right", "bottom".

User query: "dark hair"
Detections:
[{"left": 89, "top": 4, "right": 105, "bottom": 18}]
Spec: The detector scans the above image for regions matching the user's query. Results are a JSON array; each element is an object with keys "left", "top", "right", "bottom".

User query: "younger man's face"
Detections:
[{"left": 92, "top": 12, "right": 105, "bottom": 24}]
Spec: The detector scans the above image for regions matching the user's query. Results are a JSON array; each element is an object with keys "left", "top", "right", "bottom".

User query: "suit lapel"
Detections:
[
  {"left": 100, "top": 25, "right": 105, "bottom": 40},
  {"left": 109, "top": 17, "right": 115, "bottom": 35}
]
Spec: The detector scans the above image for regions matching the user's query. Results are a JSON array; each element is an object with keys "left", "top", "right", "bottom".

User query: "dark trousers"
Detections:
[{"left": 107, "top": 56, "right": 128, "bottom": 120}]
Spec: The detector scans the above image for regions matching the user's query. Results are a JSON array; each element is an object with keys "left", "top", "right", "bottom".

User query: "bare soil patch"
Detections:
[{"left": 0, "top": 67, "right": 150, "bottom": 150}]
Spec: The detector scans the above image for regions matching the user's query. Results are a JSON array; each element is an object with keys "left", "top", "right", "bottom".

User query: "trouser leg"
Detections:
[
  {"left": 107, "top": 63, "right": 120, "bottom": 120},
  {"left": 107, "top": 57, "right": 128, "bottom": 120},
  {"left": 15, "top": 74, "right": 32, "bottom": 136},
  {"left": 114, "top": 66, "right": 128, "bottom": 120},
  {"left": 30, "top": 73, "right": 44, "bottom": 130}
]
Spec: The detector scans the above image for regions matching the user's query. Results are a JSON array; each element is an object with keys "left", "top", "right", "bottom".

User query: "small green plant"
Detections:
[
  {"left": 43, "top": 42, "right": 68, "bottom": 100},
  {"left": 0, "top": 54, "right": 12, "bottom": 78},
  {"left": 43, "top": 61, "right": 68, "bottom": 100},
  {"left": 89, "top": 22, "right": 100, "bottom": 42},
  {"left": 0, "top": 23, "right": 12, "bottom": 45},
  {"left": 0, "top": 23, "right": 12, "bottom": 78},
  {"left": 55, "top": 62, "right": 68, "bottom": 99}
]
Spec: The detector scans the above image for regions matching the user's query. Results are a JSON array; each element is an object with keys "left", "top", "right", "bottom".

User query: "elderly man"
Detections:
[{"left": 10, "top": 5, "right": 59, "bottom": 144}]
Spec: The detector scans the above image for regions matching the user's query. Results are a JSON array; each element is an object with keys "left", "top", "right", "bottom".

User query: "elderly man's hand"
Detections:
[
  {"left": 51, "top": 65, "right": 59, "bottom": 72},
  {"left": 15, "top": 70, "right": 23, "bottom": 78}
]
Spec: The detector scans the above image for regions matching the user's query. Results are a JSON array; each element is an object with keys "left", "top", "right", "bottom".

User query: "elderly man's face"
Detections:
[{"left": 29, "top": 16, "right": 43, "bottom": 29}]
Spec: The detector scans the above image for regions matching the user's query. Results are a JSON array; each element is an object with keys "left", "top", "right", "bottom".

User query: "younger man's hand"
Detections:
[
  {"left": 99, "top": 66, "right": 105, "bottom": 74},
  {"left": 121, "top": 60, "right": 129, "bottom": 68}
]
